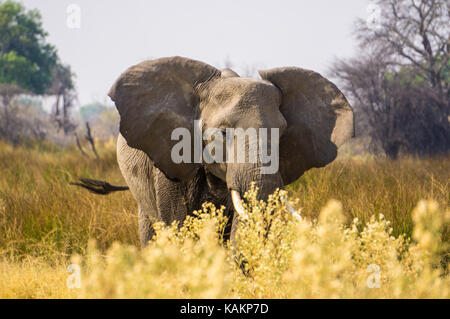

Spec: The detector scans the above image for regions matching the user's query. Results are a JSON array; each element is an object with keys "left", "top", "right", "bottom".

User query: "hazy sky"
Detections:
[{"left": 19, "top": 0, "right": 372, "bottom": 107}]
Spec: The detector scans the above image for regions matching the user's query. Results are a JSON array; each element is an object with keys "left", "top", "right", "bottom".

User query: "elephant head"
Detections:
[{"left": 109, "top": 56, "right": 353, "bottom": 217}]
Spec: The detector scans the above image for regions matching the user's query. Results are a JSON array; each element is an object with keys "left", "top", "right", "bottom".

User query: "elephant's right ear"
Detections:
[{"left": 109, "top": 56, "right": 220, "bottom": 181}]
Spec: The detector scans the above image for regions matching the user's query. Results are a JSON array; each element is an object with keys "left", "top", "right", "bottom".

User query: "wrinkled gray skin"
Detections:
[{"left": 108, "top": 57, "right": 353, "bottom": 246}]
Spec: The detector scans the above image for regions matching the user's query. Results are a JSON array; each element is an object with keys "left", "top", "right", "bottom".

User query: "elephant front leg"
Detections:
[{"left": 138, "top": 205, "right": 156, "bottom": 246}]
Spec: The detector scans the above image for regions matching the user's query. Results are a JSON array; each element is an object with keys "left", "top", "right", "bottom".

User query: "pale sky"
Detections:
[{"left": 19, "top": 0, "right": 372, "bottom": 107}]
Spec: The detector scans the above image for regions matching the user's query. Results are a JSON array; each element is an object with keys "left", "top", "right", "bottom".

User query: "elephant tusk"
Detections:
[
  {"left": 287, "top": 204, "right": 302, "bottom": 221},
  {"left": 231, "top": 191, "right": 300, "bottom": 221},
  {"left": 231, "top": 190, "right": 248, "bottom": 220},
  {"left": 281, "top": 195, "right": 302, "bottom": 221}
]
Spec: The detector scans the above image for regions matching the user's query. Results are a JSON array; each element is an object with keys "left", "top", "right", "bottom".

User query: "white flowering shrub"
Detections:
[{"left": 77, "top": 185, "right": 450, "bottom": 299}]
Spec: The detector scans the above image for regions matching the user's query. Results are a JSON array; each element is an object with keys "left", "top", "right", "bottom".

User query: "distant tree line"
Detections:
[{"left": 331, "top": 0, "right": 449, "bottom": 157}]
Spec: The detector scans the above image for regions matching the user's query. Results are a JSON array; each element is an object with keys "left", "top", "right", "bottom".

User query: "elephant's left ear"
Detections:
[{"left": 259, "top": 67, "right": 354, "bottom": 185}]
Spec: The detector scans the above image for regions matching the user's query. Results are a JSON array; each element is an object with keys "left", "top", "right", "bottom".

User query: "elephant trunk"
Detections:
[
  {"left": 226, "top": 161, "right": 283, "bottom": 200},
  {"left": 225, "top": 134, "right": 284, "bottom": 215},
  {"left": 227, "top": 162, "right": 302, "bottom": 221}
]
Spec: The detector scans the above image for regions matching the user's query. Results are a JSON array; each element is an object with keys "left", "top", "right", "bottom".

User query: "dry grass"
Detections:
[
  {"left": 0, "top": 258, "right": 76, "bottom": 298},
  {"left": 0, "top": 139, "right": 448, "bottom": 298},
  {"left": 289, "top": 154, "right": 449, "bottom": 238},
  {"left": 0, "top": 139, "right": 138, "bottom": 261}
]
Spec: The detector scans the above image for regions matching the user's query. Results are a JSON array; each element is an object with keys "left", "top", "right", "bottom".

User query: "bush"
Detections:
[{"left": 77, "top": 187, "right": 449, "bottom": 299}]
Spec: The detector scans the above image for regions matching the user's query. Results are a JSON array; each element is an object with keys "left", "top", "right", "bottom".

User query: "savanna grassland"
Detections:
[{"left": 0, "top": 139, "right": 448, "bottom": 298}]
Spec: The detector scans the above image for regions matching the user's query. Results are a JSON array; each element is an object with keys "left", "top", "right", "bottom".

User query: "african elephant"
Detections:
[{"left": 75, "top": 56, "right": 353, "bottom": 247}]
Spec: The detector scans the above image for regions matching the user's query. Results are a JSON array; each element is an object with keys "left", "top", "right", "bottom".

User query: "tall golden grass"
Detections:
[{"left": 0, "top": 140, "right": 448, "bottom": 298}]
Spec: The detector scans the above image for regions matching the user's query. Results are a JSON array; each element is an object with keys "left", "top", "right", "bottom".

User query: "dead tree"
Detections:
[
  {"left": 331, "top": 0, "right": 449, "bottom": 157},
  {"left": 48, "top": 63, "right": 77, "bottom": 134},
  {"left": 355, "top": 0, "right": 449, "bottom": 107}
]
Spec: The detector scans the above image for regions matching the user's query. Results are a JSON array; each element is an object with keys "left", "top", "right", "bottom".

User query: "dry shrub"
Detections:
[
  {"left": 80, "top": 204, "right": 232, "bottom": 298},
  {"left": 77, "top": 186, "right": 449, "bottom": 299}
]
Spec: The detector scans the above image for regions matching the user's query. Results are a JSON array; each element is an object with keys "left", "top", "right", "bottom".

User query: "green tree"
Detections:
[
  {"left": 0, "top": 0, "right": 77, "bottom": 142},
  {"left": 0, "top": 0, "right": 57, "bottom": 94}
]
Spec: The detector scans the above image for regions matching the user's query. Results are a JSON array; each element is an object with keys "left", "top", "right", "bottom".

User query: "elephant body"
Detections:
[
  {"left": 117, "top": 133, "right": 235, "bottom": 244},
  {"left": 77, "top": 56, "right": 354, "bottom": 246}
]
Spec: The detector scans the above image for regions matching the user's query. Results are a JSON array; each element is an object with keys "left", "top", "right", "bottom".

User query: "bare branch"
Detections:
[
  {"left": 74, "top": 133, "right": 89, "bottom": 158},
  {"left": 85, "top": 122, "right": 99, "bottom": 159}
]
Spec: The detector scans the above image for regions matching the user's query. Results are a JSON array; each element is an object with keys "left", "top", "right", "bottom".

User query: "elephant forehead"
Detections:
[{"left": 201, "top": 77, "right": 281, "bottom": 107}]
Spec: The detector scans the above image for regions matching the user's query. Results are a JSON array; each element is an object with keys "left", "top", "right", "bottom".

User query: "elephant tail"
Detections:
[{"left": 70, "top": 178, "right": 129, "bottom": 195}]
